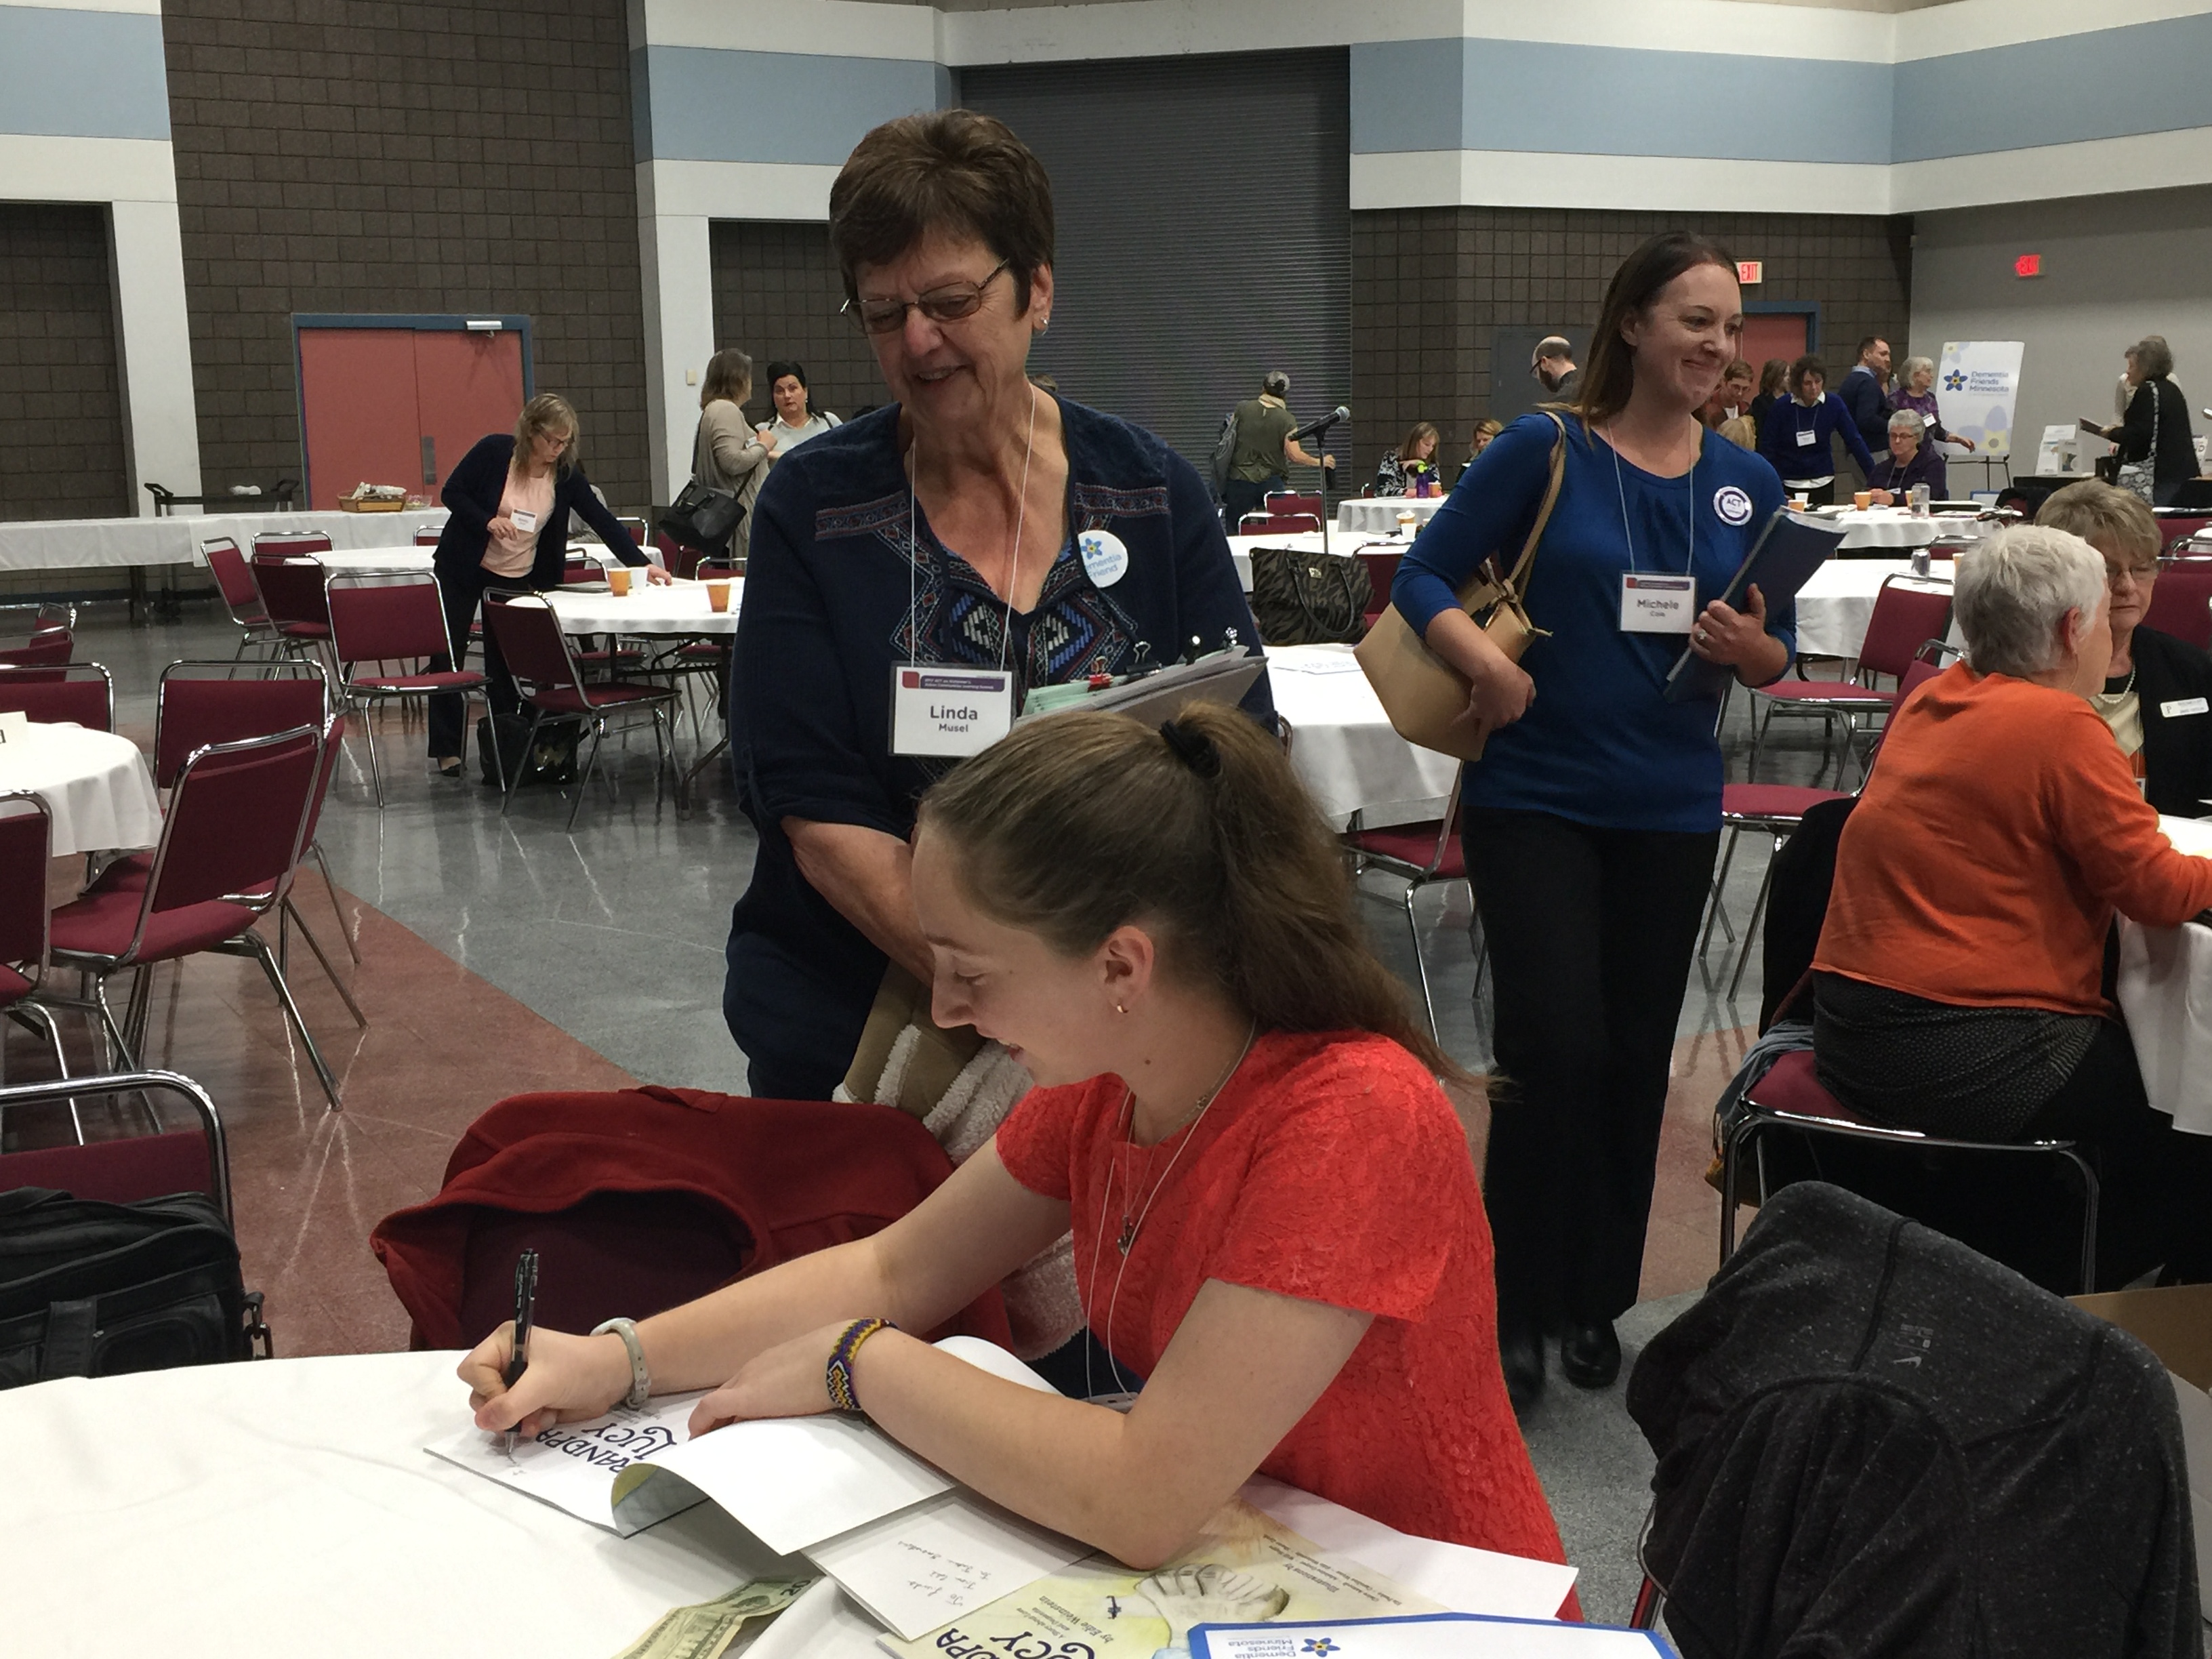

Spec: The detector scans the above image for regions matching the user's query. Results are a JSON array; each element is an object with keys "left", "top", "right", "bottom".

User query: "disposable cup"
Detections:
[
  {"left": 1852, "top": 491, "right": 1873, "bottom": 510},
  {"left": 609, "top": 566, "right": 632, "bottom": 596},
  {"left": 706, "top": 581, "right": 732, "bottom": 614}
]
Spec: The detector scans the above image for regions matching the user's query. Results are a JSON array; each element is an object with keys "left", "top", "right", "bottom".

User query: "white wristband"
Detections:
[{"left": 590, "top": 1317, "right": 651, "bottom": 1410}]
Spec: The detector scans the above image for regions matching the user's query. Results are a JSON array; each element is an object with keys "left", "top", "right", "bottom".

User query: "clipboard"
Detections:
[
  {"left": 1014, "top": 649, "right": 1265, "bottom": 727},
  {"left": 1662, "top": 508, "right": 1847, "bottom": 703}
]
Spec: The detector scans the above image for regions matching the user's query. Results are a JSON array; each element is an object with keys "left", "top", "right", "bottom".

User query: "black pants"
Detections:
[
  {"left": 1219, "top": 474, "right": 1284, "bottom": 535},
  {"left": 427, "top": 565, "right": 530, "bottom": 760},
  {"left": 1465, "top": 807, "right": 1720, "bottom": 1327},
  {"left": 1782, "top": 479, "right": 1837, "bottom": 507}
]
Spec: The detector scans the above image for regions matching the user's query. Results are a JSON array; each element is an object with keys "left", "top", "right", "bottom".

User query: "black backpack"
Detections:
[
  {"left": 0, "top": 1187, "right": 268, "bottom": 1387},
  {"left": 476, "top": 712, "right": 585, "bottom": 788}
]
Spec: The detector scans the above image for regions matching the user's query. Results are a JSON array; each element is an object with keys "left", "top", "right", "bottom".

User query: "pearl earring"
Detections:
[{"left": 1115, "top": 1002, "right": 1128, "bottom": 1015}]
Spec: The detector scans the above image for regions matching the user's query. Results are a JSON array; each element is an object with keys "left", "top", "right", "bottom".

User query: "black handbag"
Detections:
[
  {"left": 1248, "top": 544, "right": 1372, "bottom": 645},
  {"left": 0, "top": 1187, "right": 268, "bottom": 1388},
  {"left": 657, "top": 417, "right": 746, "bottom": 552},
  {"left": 477, "top": 712, "right": 584, "bottom": 787}
]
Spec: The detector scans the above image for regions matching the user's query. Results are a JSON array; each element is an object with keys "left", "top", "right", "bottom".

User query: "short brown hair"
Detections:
[
  {"left": 513, "top": 393, "right": 579, "bottom": 478},
  {"left": 918, "top": 703, "right": 1458, "bottom": 1079},
  {"left": 1723, "top": 357, "right": 1755, "bottom": 386},
  {"left": 829, "top": 108, "right": 1054, "bottom": 315},
  {"left": 2036, "top": 478, "right": 2159, "bottom": 566},
  {"left": 701, "top": 348, "right": 752, "bottom": 409},
  {"left": 1574, "top": 232, "right": 1738, "bottom": 426},
  {"left": 1791, "top": 353, "right": 1827, "bottom": 392}
]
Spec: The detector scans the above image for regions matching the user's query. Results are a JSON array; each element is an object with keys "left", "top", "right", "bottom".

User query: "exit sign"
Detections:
[
  {"left": 1736, "top": 261, "right": 1763, "bottom": 285},
  {"left": 2015, "top": 253, "right": 2043, "bottom": 277}
]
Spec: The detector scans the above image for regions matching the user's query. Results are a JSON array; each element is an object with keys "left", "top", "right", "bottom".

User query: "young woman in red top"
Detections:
[{"left": 461, "top": 701, "right": 1568, "bottom": 1580}]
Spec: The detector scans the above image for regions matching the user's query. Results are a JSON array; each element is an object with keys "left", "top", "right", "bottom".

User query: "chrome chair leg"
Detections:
[
  {"left": 311, "top": 840, "right": 360, "bottom": 963},
  {"left": 282, "top": 897, "right": 368, "bottom": 1029},
  {"left": 1403, "top": 880, "right": 1439, "bottom": 1041},
  {"left": 239, "top": 930, "right": 342, "bottom": 1109}
]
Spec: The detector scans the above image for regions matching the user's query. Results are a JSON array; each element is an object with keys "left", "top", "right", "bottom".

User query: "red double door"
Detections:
[{"left": 298, "top": 325, "right": 526, "bottom": 510}]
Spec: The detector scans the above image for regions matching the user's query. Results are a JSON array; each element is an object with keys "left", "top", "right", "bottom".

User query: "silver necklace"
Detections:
[{"left": 1109, "top": 1022, "right": 1258, "bottom": 1256}]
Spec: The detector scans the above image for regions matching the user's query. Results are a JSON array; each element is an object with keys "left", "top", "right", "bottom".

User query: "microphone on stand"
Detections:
[{"left": 1290, "top": 405, "right": 1350, "bottom": 443}]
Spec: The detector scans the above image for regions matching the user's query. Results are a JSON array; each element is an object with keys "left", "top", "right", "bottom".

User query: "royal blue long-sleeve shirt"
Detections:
[{"left": 1393, "top": 413, "right": 1792, "bottom": 833}]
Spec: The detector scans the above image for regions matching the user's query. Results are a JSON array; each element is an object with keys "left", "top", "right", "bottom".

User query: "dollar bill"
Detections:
[{"left": 610, "top": 1576, "right": 815, "bottom": 1659}]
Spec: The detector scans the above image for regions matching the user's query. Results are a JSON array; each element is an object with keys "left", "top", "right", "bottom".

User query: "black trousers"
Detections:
[
  {"left": 1466, "top": 807, "right": 1720, "bottom": 1327},
  {"left": 1219, "top": 474, "right": 1284, "bottom": 535},
  {"left": 427, "top": 565, "right": 531, "bottom": 759},
  {"left": 1781, "top": 479, "right": 1837, "bottom": 507}
]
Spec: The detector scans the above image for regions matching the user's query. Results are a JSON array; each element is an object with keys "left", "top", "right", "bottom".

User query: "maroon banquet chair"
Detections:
[
  {"left": 1748, "top": 574, "right": 1953, "bottom": 787},
  {"left": 41, "top": 725, "right": 347, "bottom": 1109},
  {"left": 201, "top": 537, "right": 281, "bottom": 660},
  {"left": 1263, "top": 491, "right": 1325, "bottom": 518},
  {"left": 0, "top": 1070, "right": 235, "bottom": 1227},
  {"left": 0, "top": 792, "right": 66, "bottom": 1078},
  {"left": 413, "top": 527, "right": 443, "bottom": 546},
  {"left": 2143, "top": 561, "right": 2212, "bottom": 651},
  {"left": 1340, "top": 762, "right": 1468, "bottom": 1040},
  {"left": 0, "top": 663, "right": 113, "bottom": 731},
  {"left": 480, "top": 594, "right": 676, "bottom": 830},
  {"left": 0, "top": 628, "right": 71, "bottom": 668},
  {"left": 325, "top": 571, "right": 497, "bottom": 804},
  {"left": 248, "top": 555, "right": 335, "bottom": 673},
  {"left": 1237, "top": 512, "right": 1322, "bottom": 536},
  {"left": 250, "top": 531, "right": 333, "bottom": 560}
]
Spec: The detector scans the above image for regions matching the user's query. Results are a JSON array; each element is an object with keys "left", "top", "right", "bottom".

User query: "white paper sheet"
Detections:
[
  {"left": 1241, "top": 1477, "right": 1579, "bottom": 1620},
  {"left": 1193, "top": 1612, "right": 1667, "bottom": 1658},
  {"left": 422, "top": 1393, "right": 709, "bottom": 1534},
  {"left": 806, "top": 1491, "right": 1090, "bottom": 1640}
]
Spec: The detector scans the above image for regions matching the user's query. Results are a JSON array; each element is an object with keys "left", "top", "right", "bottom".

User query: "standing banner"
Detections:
[{"left": 1936, "top": 341, "right": 2025, "bottom": 455}]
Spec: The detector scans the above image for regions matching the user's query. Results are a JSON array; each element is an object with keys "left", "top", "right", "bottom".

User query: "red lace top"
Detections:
[{"left": 994, "top": 1029, "right": 1568, "bottom": 1572}]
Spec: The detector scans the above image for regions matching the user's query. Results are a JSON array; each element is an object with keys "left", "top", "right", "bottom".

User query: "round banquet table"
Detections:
[
  {"left": 1819, "top": 506, "right": 1950, "bottom": 552},
  {"left": 0, "top": 1349, "right": 808, "bottom": 1659},
  {"left": 1337, "top": 497, "right": 1443, "bottom": 536},
  {"left": 544, "top": 578, "right": 741, "bottom": 637},
  {"left": 1790, "top": 558, "right": 1955, "bottom": 661},
  {"left": 1267, "top": 643, "right": 1458, "bottom": 825},
  {"left": 0, "top": 721, "right": 161, "bottom": 857},
  {"left": 315, "top": 543, "right": 625, "bottom": 577},
  {"left": 2115, "top": 814, "right": 2212, "bottom": 1137}
]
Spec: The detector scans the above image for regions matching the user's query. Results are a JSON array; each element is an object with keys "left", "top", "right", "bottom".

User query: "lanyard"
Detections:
[{"left": 1607, "top": 426, "right": 1698, "bottom": 577}]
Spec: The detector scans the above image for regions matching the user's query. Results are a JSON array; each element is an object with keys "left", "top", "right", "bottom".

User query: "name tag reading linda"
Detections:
[
  {"left": 1620, "top": 573, "right": 1696, "bottom": 634},
  {"left": 2161, "top": 697, "right": 2210, "bottom": 718},
  {"left": 890, "top": 665, "right": 1013, "bottom": 758}
]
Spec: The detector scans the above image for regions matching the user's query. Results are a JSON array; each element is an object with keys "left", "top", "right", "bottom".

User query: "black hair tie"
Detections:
[{"left": 1159, "top": 718, "right": 1221, "bottom": 779}]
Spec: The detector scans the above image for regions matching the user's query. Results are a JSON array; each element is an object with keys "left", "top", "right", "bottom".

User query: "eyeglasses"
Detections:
[
  {"left": 2107, "top": 562, "right": 2160, "bottom": 588},
  {"left": 844, "top": 261, "right": 1009, "bottom": 334}
]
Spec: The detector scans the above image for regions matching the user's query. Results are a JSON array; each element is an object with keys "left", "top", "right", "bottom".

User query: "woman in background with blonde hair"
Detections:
[
  {"left": 461, "top": 701, "right": 1571, "bottom": 1586},
  {"left": 692, "top": 348, "right": 771, "bottom": 561}
]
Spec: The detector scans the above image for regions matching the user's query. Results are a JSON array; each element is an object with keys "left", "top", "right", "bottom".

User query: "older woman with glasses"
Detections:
[
  {"left": 1888, "top": 356, "right": 1974, "bottom": 453},
  {"left": 1866, "top": 409, "right": 1948, "bottom": 504},
  {"left": 2039, "top": 480, "right": 2212, "bottom": 814},
  {"left": 722, "top": 108, "right": 1264, "bottom": 1108}
]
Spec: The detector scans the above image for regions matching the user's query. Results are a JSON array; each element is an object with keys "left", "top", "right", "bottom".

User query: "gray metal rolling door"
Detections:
[{"left": 958, "top": 49, "right": 1351, "bottom": 476}]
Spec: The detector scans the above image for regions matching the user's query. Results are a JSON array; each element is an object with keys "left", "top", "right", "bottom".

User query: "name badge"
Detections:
[
  {"left": 1794, "top": 428, "right": 1817, "bottom": 447},
  {"left": 510, "top": 508, "right": 538, "bottom": 533},
  {"left": 1078, "top": 529, "right": 1129, "bottom": 588},
  {"left": 1620, "top": 573, "right": 1696, "bottom": 634},
  {"left": 2161, "top": 696, "right": 2210, "bottom": 718},
  {"left": 890, "top": 665, "right": 1013, "bottom": 758}
]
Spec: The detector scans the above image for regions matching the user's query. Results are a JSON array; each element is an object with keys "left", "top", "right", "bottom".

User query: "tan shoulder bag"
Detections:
[{"left": 1353, "top": 413, "right": 1569, "bottom": 760}]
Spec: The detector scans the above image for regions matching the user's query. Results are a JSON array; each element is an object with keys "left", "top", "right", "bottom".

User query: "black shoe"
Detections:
[
  {"left": 1559, "top": 1319, "right": 1621, "bottom": 1390},
  {"left": 1499, "top": 1319, "right": 1546, "bottom": 1416},
  {"left": 436, "top": 758, "right": 463, "bottom": 779}
]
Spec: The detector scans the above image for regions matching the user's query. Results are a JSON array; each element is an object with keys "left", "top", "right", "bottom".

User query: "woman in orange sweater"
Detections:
[{"left": 1813, "top": 525, "right": 2212, "bottom": 1282}]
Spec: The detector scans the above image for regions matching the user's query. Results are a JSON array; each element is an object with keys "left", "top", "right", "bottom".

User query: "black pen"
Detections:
[{"left": 503, "top": 1247, "right": 539, "bottom": 1455}]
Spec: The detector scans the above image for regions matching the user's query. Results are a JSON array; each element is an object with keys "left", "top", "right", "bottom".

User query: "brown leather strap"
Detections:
[{"left": 1501, "top": 411, "right": 1570, "bottom": 594}]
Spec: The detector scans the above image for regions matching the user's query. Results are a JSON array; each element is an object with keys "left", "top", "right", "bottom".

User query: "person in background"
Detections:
[
  {"left": 1889, "top": 356, "right": 1975, "bottom": 453},
  {"left": 1393, "top": 232, "right": 1794, "bottom": 1413},
  {"left": 2094, "top": 335, "right": 2199, "bottom": 507},
  {"left": 724, "top": 108, "right": 1263, "bottom": 1104},
  {"left": 2039, "top": 480, "right": 2212, "bottom": 814},
  {"left": 1748, "top": 357, "right": 1790, "bottom": 431},
  {"left": 1811, "top": 525, "right": 2212, "bottom": 1287},
  {"left": 1704, "top": 359, "right": 1757, "bottom": 451},
  {"left": 756, "top": 361, "right": 841, "bottom": 459},
  {"left": 693, "top": 349, "right": 771, "bottom": 562},
  {"left": 1866, "top": 410, "right": 1948, "bottom": 504},
  {"left": 1458, "top": 419, "right": 1503, "bottom": 484},
  {"left": 1760, "top": 354, "right": 1877, "bottom": 507},
  {"left": 466, "top": 704, "right": 1572, "bottom": 1582},
  {"left": 1532, "top": 336, "right": 1579, "bottom": 402},
  {"left": 1837, "top": 335, "right": 1893, "bottom": 468},
  {"left": 426, "top": 393, "right": 665, "bottom": 777},
  {"left": 1374, "top": 421, "right": 1441, "bottom": 496},
  {"left": 1222, "top": 371, "right": 1334, "bottom": 532}
]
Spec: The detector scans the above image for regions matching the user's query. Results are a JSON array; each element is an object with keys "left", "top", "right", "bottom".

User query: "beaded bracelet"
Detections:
[{"left": 825, "top": 1317, "right": 898, "bottom": 1415}]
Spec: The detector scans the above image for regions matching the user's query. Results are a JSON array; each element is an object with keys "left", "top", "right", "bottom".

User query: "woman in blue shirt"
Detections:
[
  {"left": 726, "top": 110, "right": 1263, "bottom": 1103},
  {"left": 1393, "top": 232, "right": 1795, "bottom": 1414},
  {"left": 1759, "top": 354, "right": 1877, "bottom": 506}
]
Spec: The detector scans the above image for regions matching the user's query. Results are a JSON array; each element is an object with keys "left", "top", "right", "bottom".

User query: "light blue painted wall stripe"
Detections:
[
  {"left": 0, "top": 5, "right": 167, "bottom": 142},
  {"left": 1895, "top": 12, "right": 2212, "bottom": 162},
  {"left": 635, "top": 45, "right": 939, "bottom": 166}
]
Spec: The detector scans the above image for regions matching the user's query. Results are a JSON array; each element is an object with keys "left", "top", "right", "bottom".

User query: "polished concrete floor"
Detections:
[{"left": 5, "top": 596, "right": 1851, "bottom": 1624}]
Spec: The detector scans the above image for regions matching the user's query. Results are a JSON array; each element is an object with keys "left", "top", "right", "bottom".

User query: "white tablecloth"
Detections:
[
  {"left": 0, "top": 508, "right": 449, "bottom": 572},
  {"left": 545, "top": 579, "right": 742, "bottom": 637},
  {"left": 2116, "top": 815, "right": 2212, "bottom": 1136},
  {"left": 316, "top": 543, "right": 623, "bottom": 577},
  {"left": 1267, "top": 644, "right": 1458, "bottom": 823},
  {"left": 1338, "top": 497, "right": 1443, "bottom": 535},
  {"left": 1821, "top": 506, "right": 1942, "bottom": 552},
  {"left": 0, "top": 721, "right": 161, "bottom": 856},
  {"left": 0, "top": 1350, "right": 803, "bottom": 1659},
  {"left": 1791, "top": 559, "right": 1954, "bottom": 661}
]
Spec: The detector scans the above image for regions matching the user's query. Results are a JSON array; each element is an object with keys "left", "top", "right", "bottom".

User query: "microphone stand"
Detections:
[{"left": 1294, "top": 409, "right": 1345, "bottom": 556}]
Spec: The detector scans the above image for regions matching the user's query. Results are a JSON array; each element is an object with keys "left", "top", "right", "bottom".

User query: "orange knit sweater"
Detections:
[{"left": 1816, "top": 664, "right": 2212, "bottom": 1015}]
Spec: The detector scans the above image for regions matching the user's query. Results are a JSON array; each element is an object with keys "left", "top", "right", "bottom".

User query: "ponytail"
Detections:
[{"left": 917, "top": 701, "right": 1461, "bottom": 1079}]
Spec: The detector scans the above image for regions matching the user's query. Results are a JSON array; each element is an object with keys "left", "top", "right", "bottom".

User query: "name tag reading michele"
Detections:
[
  {"left": 1620, "top": 573, "right": 1696, "bottom": 634},
  {"left": 891, "top": 665, "right": 1014, "bottom": 758}
]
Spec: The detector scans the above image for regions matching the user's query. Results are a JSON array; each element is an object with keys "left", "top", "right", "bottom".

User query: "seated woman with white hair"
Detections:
[
  {"left": 1811, "top": 524, "right": 2212, "bottom": 1284},
  {"left": 1865, "top": 409, "right": 1948, "bottom": 504}
]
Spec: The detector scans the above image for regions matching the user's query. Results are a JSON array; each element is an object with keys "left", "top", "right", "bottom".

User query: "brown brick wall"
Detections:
[
  {"left": 161, "top": 0, "right": 653, "bottom": 510},
  {"left": 708, "top": 221, "right": 888, "bottom": 427},
  {"left": 0, "top": 203, "right": 131, "bottom": 522},
  {"left": 1351, "top": 207, "right": 1913, "bottom": 475}
]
